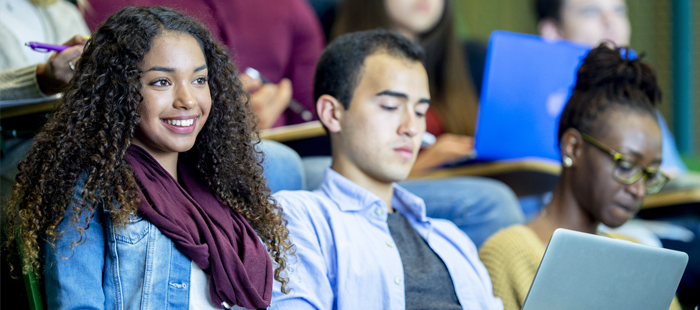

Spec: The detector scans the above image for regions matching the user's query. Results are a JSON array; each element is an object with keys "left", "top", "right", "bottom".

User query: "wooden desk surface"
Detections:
[
  {"left": 1, "top": 100, "right": 60, "bottom": 119},
  {"left": 260, "top": 121, "right": 325, "bottom": 142},
  {"left": 409, "top": 157, "right": 562, "bottom": 179},
  {"left": 409, "top": 158, "right": 562, "bottom": 197},
  {"left": 643, "top": 188, "right": 700, "bottom": 209}
]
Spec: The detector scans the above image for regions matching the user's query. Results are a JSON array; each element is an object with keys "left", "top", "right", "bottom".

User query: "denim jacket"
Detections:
[{"left": 43, "top": 176, "right": 248, "bottom": 310}]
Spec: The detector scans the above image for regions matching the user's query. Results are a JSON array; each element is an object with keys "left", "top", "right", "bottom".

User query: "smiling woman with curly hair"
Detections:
[{"left": 3, "top": 6, "right": 292, "bottom": 309}]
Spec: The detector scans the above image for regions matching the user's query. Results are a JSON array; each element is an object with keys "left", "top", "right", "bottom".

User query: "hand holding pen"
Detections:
[
  {"left": 238, "top": 68, "right": 295, "bottom": 130},
  {"left": 29, "top": 34, "right": 88, "bottom": 95},
  {"left": 26, "top": 35, "right": 90, "bottom": 53},
  {"left": 243, "top": 68, "right": 314, "bottom": 125}
]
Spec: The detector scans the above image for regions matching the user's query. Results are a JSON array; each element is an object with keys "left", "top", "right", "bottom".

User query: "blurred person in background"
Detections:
[
  {"left": 535, "top": 0, "right": 699, "bottom": 306},
  {"left": 0, "top": 0, "right": 88, "bottom": 100},
  {"left": 322, "top": 0, "right": 524, "bottom": 248},
  {"left": 537, "top": 0, "right": 629, "bottom": 47},
  {"left": 1, "top": 0, "right": 89, "bottom": 206},
  {"left": 536, "top": 0, "right": 696, "bottom": 185},
  {"left": 1, "top": 0, "right": 89, "bottom": 307}
]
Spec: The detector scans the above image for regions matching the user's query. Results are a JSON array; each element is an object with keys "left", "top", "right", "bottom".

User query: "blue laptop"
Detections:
[{"left": 474, "top": 31, "right": 591, "bottom": 161}]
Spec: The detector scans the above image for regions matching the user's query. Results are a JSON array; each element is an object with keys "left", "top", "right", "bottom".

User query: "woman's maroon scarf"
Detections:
[{"left": 125, "top": 145, "right": 272, "bottom": 309}]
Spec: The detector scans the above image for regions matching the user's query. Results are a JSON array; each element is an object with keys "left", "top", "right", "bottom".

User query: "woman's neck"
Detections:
[
  {"left": 131, "top": 140, "right": 179, "bottom": 181},
  {"left": 393, "top": 27, "right": 418, "bottom": 42},
  {"left": 527, "top": 178, "right": 599, "bottom": 245}
]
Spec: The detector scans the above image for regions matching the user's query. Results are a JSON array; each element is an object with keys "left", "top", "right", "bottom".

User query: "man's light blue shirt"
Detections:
[{"left": 271, "top": 168, "right": 503, "bottom": 310}]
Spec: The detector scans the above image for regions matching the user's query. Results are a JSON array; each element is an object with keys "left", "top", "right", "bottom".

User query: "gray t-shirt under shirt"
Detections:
[{"left": 387, "top": 212, "right": 462, "bottom": 310}]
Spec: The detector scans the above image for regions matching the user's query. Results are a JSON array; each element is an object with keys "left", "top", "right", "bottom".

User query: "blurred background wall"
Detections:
[{"left": 455, "top": 0, "right": 699, "bottom": 159}]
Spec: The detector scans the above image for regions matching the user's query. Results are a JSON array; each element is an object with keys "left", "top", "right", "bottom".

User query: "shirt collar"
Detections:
[{"left": 319, "top": 168, "right": 428, "bottom": 222}]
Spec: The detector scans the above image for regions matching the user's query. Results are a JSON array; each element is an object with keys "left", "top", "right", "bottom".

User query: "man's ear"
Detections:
[
  {"left": 538, "top": 18, "right": 564, "bottom": 40},
  {"left": 560, "top": 128, "right": 584, "bottom": 166},
  {"left": 317, "top": 94, "right": 344, "bottom": 133}
]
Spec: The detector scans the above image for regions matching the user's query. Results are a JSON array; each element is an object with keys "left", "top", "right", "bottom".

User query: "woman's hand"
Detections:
[
  {"left": 411, "top": 133, "right": 474, "bottom": 173},
  {"left": 239, "top": 73, "right": 292, "bottom": 130},
  {"left": 36, "top": 35, "right": 87, "bottom": 95}
]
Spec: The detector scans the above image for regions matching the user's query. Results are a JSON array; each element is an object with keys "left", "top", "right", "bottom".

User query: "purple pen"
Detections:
[{"left": 25, "top": 42, "right": 70, "bottom": 53}]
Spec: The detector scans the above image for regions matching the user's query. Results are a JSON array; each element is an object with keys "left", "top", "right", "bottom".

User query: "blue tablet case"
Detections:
[{"left": 474, "top": 31, "right": 591, "bottom": 161}]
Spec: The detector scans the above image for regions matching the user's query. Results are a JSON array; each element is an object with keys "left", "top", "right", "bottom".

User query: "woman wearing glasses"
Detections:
[{"left": 478, "top": 44, "right": 680, "bottom": 310}]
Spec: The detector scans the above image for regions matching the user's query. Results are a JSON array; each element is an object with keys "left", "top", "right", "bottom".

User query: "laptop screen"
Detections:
[{"left": 474, "top": 31, "right": 590, "bottom": 161}]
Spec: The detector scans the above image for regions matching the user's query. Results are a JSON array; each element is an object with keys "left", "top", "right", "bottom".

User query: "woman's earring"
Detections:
[{"left": 563, "top": 156, "right": 573, "bottom": 168}]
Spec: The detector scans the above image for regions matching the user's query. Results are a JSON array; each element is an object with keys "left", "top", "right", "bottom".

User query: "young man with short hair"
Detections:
[{"left": 270, "top": 30, "right": 502, "bottom": 309}]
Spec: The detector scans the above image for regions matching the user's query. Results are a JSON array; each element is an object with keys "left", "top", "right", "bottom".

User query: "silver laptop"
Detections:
[{"left": 522, "top": 229, "right": 688, "bottom": 310}]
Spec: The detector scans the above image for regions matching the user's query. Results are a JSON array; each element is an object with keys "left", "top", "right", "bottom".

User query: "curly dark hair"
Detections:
[{"left": 3, "top": 6, "right": 292, "bottom": 292}]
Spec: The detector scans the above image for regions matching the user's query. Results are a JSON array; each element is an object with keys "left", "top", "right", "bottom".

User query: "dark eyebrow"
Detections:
[
  {"left": 619, "top": 148, "right": 644, "bottom": 160},
  {"left": 376, "top": 90, "right": 408, "bottom": 99},
  {"left": 376, "top": 90, "right": 431, "bottom": 105},
  {"left": 620, "top": 148, "right": 662, "bottom": 165},
  {"left": 145, "top": 64, "right": 207, "bottom": 73},
  {"left": 146, "top": 66, "right": 174, "bottom": 72}
]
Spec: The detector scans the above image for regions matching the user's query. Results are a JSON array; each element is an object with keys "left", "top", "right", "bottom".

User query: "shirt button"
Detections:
[
  {"left": 394, "top": 278, "right": 401, "bottom": 285},
  {"left": 375, "top": 207, "right": 383, "bottom": 216},
  {"left": 386, "top": 241, "right": 394, "bottom": 248}
]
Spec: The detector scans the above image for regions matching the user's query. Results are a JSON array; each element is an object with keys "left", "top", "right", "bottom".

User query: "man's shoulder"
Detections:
[
  {"left": 421, "top": 216, "right": 480, "bottom": 253},
  {"left": 273, "top": 190, "right": 338, "bottom": 221},
  {"left": 273, "top": 190, "right": 332, "bottom": 209},
  {"left": 428, "top": 217, "right": 471, "bottom": 237}
]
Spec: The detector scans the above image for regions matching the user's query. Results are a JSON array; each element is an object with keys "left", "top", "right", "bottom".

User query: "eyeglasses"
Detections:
[{"left": 580, "top": 133, "right": 669, "bottom": 194}]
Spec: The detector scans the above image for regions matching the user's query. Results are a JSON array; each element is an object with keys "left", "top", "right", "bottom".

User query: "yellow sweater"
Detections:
[{"left": 478, "top": 225, "right": 682, "bottom": 310}]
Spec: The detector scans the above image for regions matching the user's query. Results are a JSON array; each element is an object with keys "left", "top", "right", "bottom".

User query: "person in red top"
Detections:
[{"left": 84, "top": 0, "right": 325, "bottom": 129}]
